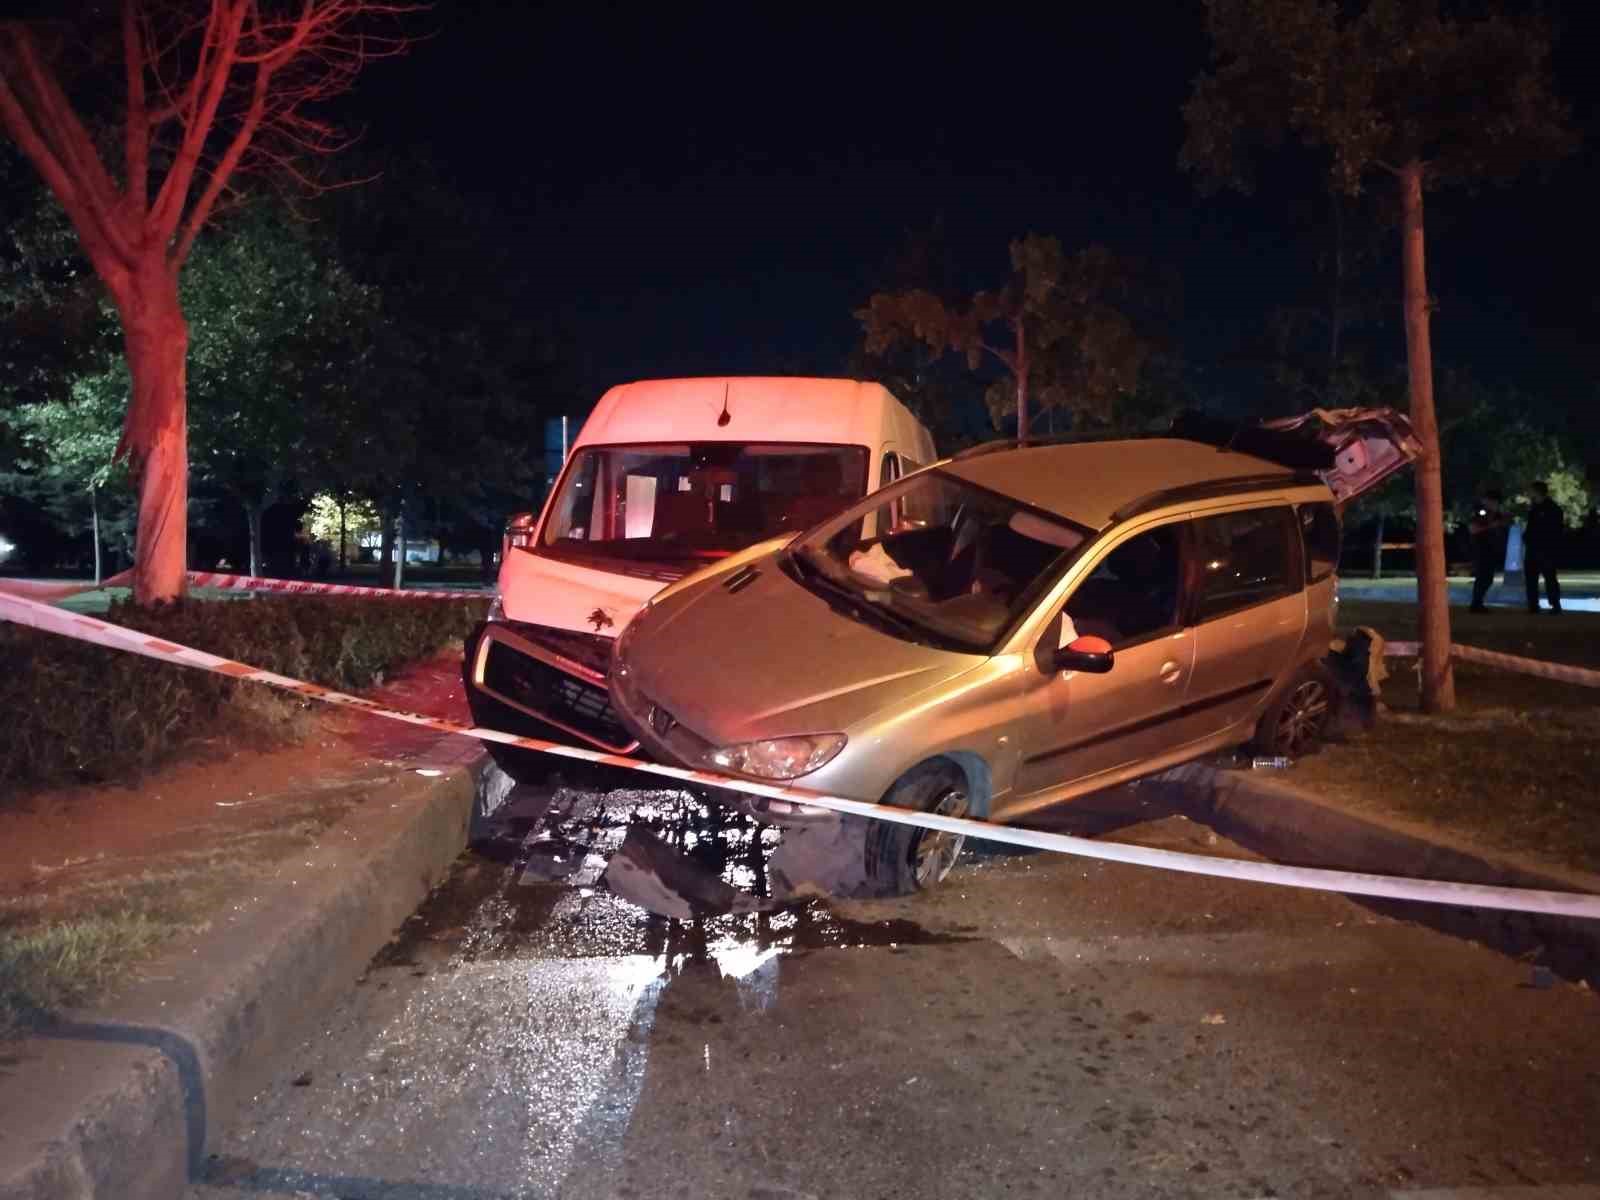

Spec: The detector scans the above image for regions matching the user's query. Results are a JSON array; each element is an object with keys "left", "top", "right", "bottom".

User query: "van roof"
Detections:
[
  {"left": 575, "top": 377, "right": 913, "bottom": 449},
  {"left": 944, "top": 438, "right": 1322, "bottom": 530}
]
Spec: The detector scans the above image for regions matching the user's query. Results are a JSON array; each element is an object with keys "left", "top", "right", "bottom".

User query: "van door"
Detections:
[
  {"left": 1010, "top": 518, "right": 1199, "bottom": 800},
  {"left": 1183, "top": 505, "right": 1307, "bottom": 738}
]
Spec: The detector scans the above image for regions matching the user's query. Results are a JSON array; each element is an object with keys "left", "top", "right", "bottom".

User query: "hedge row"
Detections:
[{"left": 0, "top": 594, "right": 489, "bottom": 797}]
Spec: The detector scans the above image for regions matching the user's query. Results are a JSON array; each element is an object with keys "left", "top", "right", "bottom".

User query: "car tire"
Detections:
[
  {"left": 1251, "top": 662, "right": 1339, "bottom": 758},
  {"left": 863, "top": 760, "right": 971, "bottom": 895}
]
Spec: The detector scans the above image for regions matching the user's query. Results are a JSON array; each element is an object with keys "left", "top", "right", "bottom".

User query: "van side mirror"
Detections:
[{"left": 1054, "top": 635, "right": 1114, "bottom": 674}]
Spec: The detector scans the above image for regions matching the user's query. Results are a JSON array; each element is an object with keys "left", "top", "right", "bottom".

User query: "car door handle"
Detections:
[{"left": 1158, "top": 660, "right": 1184, "bottom": 685}]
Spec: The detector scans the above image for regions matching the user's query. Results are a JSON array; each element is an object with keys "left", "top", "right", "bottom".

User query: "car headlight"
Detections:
[{"left": 704, "top": 734, "right": 847, "bottom": 781}]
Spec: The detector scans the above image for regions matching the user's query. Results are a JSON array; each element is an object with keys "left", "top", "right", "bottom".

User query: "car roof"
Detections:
[{"left": 940, "top": 437, "right": 1313, "bottom": 530}]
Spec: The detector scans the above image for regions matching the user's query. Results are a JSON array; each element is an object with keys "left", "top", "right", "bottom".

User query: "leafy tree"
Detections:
[
  {"left": 1181, "top": 0, "right": 1575, "bottom": 711},
  {"left": 857, "top": 234, "right": 1148, "bottom": 439},
  {"left": 316, "top": 156, "right": 569, "bottom": 584},
  {"left": 0, "top": 1, "right": 416, "bottom": 603},
  {"left": 1, "top": 380, "right": 135, "bottom": 580}
]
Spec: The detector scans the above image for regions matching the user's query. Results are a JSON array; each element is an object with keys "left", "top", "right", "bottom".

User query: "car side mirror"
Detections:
[{"left": 1054, "top": 635, "right": 1114, "bottom": 674}]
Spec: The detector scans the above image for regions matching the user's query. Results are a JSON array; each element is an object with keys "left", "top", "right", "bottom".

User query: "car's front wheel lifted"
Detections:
[
  {"left": 863, "top": 760, "right": 970, "bottom": 895},
  {"left": 1251, "top": 662, "right": 1338, "bottom": 758}
]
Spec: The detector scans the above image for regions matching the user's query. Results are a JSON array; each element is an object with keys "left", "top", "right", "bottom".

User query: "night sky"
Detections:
[{"left": 344, "top": 2, "right": 1600, "bottom": 407}]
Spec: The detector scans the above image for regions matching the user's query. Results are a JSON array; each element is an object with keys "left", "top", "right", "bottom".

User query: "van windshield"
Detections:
[{"left": 539, "top": 442, "right": 869, "bottom": 566}]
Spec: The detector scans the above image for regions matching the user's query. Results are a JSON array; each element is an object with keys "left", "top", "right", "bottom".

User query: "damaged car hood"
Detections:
[{"left": 619, "top": 551, "right": 984, "bottom": 746}]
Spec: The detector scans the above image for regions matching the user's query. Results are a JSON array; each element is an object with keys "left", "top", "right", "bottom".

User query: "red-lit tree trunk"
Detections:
[
  {"left": 1398, "top": 161, "right": 1455, "bottom": 712},
  {"left": 118, "top": 278, "right": 191, "bottom": 605}
]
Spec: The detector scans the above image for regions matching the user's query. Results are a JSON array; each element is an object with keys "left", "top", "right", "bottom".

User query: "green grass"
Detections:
[
  {"left": 1296, "top": 599, "right": 1600, "bottom": 873},
  {"left": 0, "top": 913, "right": 174, "bottom": 1039}
]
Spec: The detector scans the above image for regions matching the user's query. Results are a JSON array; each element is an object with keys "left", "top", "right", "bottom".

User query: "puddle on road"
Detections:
[{"left": 372, "top": 784, "right": 974, "bottom": 976}]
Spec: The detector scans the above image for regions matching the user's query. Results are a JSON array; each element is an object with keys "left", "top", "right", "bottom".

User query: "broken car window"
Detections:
[{"left": 792, "top": 471, "right": 1090, "bottom": 653}]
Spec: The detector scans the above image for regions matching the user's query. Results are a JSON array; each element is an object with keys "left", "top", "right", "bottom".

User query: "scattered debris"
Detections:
[{"left": 1201, "top": 1012, "right": 1227, "bottom": 1025}]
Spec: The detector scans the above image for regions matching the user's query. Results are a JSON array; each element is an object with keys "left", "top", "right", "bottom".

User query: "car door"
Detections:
[
  {"left": 1009, "top": 517, "right": 1201, "bottom": 802},
  {"left": 1182, "top": 504, "right": 1308, "bottom": 738}
]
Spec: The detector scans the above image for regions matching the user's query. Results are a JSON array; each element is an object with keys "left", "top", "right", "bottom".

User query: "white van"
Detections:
[{"left": 464, "top": 376, "right": 936, "bottom": 780}]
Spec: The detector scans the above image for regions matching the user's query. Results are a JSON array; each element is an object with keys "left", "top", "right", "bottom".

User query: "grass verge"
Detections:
[{"left": 1299, "top": 600, "right": 1600, "bottom": 874}]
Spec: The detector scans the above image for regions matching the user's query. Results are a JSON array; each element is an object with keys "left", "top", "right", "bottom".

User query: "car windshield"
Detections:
[
  {"left": 539, "top": 442, "right": 869, "bottom": 565},
  {"left": 789, "top": 470, "right": 1090, "bottom": 652}
]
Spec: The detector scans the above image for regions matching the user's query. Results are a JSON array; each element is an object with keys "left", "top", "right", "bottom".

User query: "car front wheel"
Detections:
[{"left": 863, "top": 760, "right": 971, "bottom": 895}]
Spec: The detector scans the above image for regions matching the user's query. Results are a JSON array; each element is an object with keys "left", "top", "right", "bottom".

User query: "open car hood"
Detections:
[{"left": 1171, "top": 407, "right": 1421, "bottom": 507}]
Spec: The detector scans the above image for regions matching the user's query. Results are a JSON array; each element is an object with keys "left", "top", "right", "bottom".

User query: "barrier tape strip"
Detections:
[
  {"left": 4, "top": 588, "right": 1598, "bottom": 922},
  {"left": 183, "top": 571, "right": 489, "bottom": 600},
  {"left": 1383, "top": 640, "right": 1600, "bottom": 689},
  {"left": 0, "top": 570, "right": 487, "bottom": 603}
]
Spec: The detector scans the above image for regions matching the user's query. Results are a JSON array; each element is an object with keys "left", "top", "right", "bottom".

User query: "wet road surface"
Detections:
[{"left": 188, "top": 777, "right": 1600, "bottom": 1200}]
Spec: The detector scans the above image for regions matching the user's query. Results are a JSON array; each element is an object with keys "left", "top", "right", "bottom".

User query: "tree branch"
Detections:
[
  {"left": 150, "top": 0, "right": 250, "bottom": 239},
  {"left": 11, "top": 29, "right": 138, "bottom": 265},
  {"left": 172, "top": 53, "right": 271, "bottom": 265},
  {"left": 123, "top": 0, "right": 150, "bottom": 220},
  {"left": 976, "top": 339, "right": 1015, "bottom": 371}
]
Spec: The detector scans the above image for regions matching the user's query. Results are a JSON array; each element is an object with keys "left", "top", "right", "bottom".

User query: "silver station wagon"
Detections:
[{"left": 610, "top": 410, "right": 1417, "bottom": 893}]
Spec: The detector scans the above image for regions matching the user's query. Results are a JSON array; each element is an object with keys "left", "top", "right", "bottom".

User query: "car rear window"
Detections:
[{"left": 1299, "top": 502, "right": 1341, "bottom": 583}]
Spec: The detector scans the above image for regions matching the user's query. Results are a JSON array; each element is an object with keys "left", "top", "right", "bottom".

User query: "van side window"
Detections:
[
  {"left": 882, "top": 452, "right": 902, "bottom": 528},
  {"left": 1191, "top": 507, "right": 1297, "bottom": 621},
  {"left": 1299, "top": 502, "right": 1341, "bottom": 583},
  {"left": 1065, "top": 525, "right": 1184, "bottom": 648}
]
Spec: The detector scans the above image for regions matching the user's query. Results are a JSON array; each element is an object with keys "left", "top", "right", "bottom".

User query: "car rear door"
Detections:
[{"left": 1182, "top": 504, "right": 1308, "bottom": 739}]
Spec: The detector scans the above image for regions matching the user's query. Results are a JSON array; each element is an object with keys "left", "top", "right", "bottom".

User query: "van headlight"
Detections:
[{"left": 705, "top": 734, "right": 846, "bottom": 780}]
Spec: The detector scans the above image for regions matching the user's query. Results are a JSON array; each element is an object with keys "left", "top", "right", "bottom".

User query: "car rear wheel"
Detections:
[
  {"left": 1251, "top": 662, "right": 1338, "bottom": 758},
  {"left": 863, "top": 761, "right": 970, "bottom": 895}
]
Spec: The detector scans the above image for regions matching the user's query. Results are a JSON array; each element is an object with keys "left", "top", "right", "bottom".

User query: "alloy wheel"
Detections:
[
  {"left": 911, "top": 786, "right": 969, "bottom": 889},
  {"left": 1275, "top": 679, "right": 1330, "bottom": 756}
]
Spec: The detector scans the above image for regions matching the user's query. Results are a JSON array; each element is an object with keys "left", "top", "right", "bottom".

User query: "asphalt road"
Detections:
[{"left": 187, "top": 780, "right": 1600, "bottom": 1200}]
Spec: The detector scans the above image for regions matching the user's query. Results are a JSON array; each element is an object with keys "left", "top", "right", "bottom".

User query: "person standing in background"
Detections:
[
  {"left": 1469, "top": 490, "right": 1510, "bottom": 613},
  {"left": 1523, "top": 481, "right": 1564, "bottom": 613}
]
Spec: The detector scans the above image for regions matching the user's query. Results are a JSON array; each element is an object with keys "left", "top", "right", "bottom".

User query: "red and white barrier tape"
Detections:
[
  {"left": 183, "top": 571, "right": 488, "bottom": 600},
  {"left": 0, "top": 570, "right": 487, "bottom": 603},
  {"left": 4, "top": 587, "right": 1598, "bottom": 922},
  {"left": 1383, "top": 640, "right": 1600, "bottom": 689}
]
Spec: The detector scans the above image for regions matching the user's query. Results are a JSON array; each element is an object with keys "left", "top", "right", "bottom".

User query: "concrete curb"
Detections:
[
  {"left": 0, "top": 737, "right": 491, "bottom": 1200},
  {"left": 1142, "top": 763, "right": 1600, "bottom": 989}
]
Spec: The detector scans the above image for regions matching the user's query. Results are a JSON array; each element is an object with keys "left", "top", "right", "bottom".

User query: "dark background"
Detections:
[{"left": 339, "top": 1, "right": 1600, "bottom": 406}]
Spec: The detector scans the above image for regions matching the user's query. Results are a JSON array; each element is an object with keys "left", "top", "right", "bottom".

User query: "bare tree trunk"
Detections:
[
  {"left": 1372, "top": 512, "right": 1385, "bottom": 581},
  {"left": 91, "top": 483, "right": 102, "bottom": 587},
  {"left": 393, "top": 502, "right": 406, "bottom": 590},
  {"left": 1013, "top": 318, "right": 1029, "bottom": 441},
  {"left": 338, "top": 497, "right": 348, "bottom": 573},
  {"left": 378, "top": 502, "right": 395, "bottom": 587},
  {"left": 245, "top": 502, "right": 263, "bottom": 577},
  {"left": 1399, "top": 161, "right": 1455, "bottom": 712},
  {"left": 120, "top": 294, "right": 190, "bottom": 605}
]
